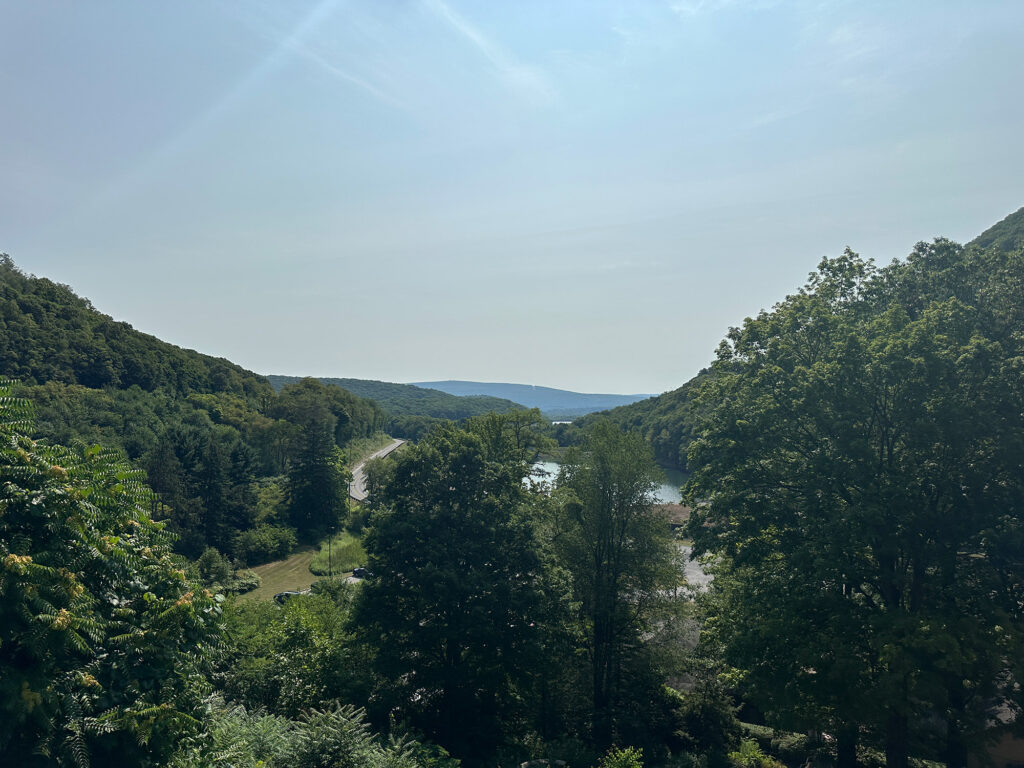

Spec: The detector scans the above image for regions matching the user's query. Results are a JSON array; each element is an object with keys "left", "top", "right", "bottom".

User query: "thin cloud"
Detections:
[
  {"left": 282, "top": 39, "right": 408, "bottom": 110},
  {"left": 669, "top": 0, "right": 781, "bottom": 17},
  {"left": 237, "top": 1, "right": 409, "bottom": 112},
  {"left": 422, "top": 0, "right": 555, "bottom": 105}
]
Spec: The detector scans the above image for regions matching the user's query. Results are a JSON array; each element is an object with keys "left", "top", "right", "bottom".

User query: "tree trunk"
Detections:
[
  {"left": 837, "top": 724, "right": 858, "bottom": 768},
  {"left": 592, "top": 607, "right": 613, "bottom": 750},
  {"left": 886, "top": 710, "right": 909, "bottom": 768}
]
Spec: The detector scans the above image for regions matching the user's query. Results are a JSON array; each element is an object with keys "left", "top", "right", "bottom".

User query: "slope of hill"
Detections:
[
  {"left": 413, "top": 380, "right": 653, "bottom": 419},
  {"left": 0, "top": 255, "right": 385, "bottom": 560},
  {"left": 267, "top": 375, "right": 524, "bottom": 434},
  {"left": 971, "top": 205, "right": 1024, "bottom": 251},
  {"left": 571, "top": 371, "right": 710, "bottom": 471},
  {"left": 0, "top": 255, "right": 272, "bottom": 399}
]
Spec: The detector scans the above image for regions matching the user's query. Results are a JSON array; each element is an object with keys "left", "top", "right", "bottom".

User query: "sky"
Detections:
[{"left": 2, "top": 0, "right": 1022, "bottom": 394}]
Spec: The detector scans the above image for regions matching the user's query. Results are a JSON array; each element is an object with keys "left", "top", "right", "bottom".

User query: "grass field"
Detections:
[
  {"left": 310, "top": 531, "right": 365, "bottom": 577},
  {"left": 241, "top": 547, "right": 318, "bottom": 602}
]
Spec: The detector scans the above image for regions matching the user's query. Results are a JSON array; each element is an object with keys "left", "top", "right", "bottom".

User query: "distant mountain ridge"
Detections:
[{"left": 412, "top": 380, "right": 653, "bottom": 420}]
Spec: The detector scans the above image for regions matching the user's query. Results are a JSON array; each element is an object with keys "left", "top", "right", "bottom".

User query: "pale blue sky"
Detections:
[{"left": 2, "top": 1, "right": 1022, "bottom": 393}]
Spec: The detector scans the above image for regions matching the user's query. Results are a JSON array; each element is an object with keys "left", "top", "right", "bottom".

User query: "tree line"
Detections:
[{"left": 2, "top": 384, "right": 695, "bottom": 767}]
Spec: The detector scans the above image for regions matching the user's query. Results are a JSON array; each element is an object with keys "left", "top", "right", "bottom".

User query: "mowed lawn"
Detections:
[{"left": 241, "top": 547, "right": 318, "bottom": 602}]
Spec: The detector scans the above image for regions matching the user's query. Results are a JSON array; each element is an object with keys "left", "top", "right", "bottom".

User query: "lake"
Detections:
[{"left": 531, "top": 460, "right": 687, "bottom": 504}]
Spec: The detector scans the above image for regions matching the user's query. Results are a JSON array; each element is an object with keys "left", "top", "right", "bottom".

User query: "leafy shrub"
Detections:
[
  {"left": 0, "top": 382, "right": 222, "bottom": 766},
  {"left": 288, "top": 704, "right": 419, "bottom": 768},
  {"left": 233, "top": 524, "right": 297, "bottom": 566},
  {"left": 599, "top": 746, "right": 644, "bottom": 768},
  {"left": 229, "top": 569, "right": 261, "bottom": 594},
  {"left": 728, "top": 740, "right": 783, "bottom": 768}
]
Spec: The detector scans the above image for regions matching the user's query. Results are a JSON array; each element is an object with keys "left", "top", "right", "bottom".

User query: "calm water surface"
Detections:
[{"left": 531, "top": 460, "right": 686, "bottom": 504}]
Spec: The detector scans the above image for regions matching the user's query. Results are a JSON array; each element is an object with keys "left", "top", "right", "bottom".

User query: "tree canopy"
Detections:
[{"left": 685, "top": 242, "right": 1024, "bottom": 768}]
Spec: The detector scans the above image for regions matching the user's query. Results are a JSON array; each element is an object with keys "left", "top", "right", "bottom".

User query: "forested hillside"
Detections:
[
  {"left": 268, "top": 374, "right": 521, "bottom": 438},
  {"left": 0, "top": 255, "right": 269, "bottom": 398},
  {"left": 0, "top": 256, "right": 384, "bottom": 562},
  {"left": 971, "top": 205, "right": 1024, "bottom": 251},
  {"left": 570, "top": 372, "right": 709, "bottom": 470}
]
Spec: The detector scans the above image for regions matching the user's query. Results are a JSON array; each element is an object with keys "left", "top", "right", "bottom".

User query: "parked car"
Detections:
[{"left": 352, "top": 567, "right": 374, "bottom": 579}]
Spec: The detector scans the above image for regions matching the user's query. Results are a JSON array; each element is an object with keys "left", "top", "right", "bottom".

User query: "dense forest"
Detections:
[{"left": 2, "top": 209, "right": 1024, "bottom": 768}]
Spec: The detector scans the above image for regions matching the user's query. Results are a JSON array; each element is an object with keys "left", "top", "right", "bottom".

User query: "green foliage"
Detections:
[
  {"left": 197, "top": 546, "right": 235, "bottom": 585},
  {"left": 268, "top": 374, "right": 522, "bottom": 427},
  {"left": 354, "top": 424, "right": 561, "bottom": 761},
  {"left": 219, "top": 591, "right": 365, "bottom": 717},
  {"left": 274, "top": 379, "right": 356, "bottom": 540},
  {"left": 170, "top": 699, "right": 430, "bottom": 768},
  {"left": 599, "top": 746, "right": 645, "bottom": 768},
  {"left": 310, "top": 531, "right": 366, "bottom": 576},
  {"left": 727, "top": 740, "right": 782, "bottom": 768},
  {"left": 0, "top": 381, "right": 222, "bottom": 766},
  {"left": 229, "top": 569, "right": 261, "bottom": 594},
  {"left": 0, "top": 259, "right": 388, "bottom": 559},
  {"left": 685, "top": 242, "right": 1024, "bottom": 768},
  {"left": 669, "top": 681, "right": 740, "bottom": 761},
  {"left": 233, "top": 524, "right": 298, "bottom": 566},
  {"left": 465, "top": 408, "right": 555, "bottom": 466},
  {"left": 970, "top": 205, "right": 1024, "bottom": 251},
  {"left": 572, "top": 373, "right": 710, "bottom": 471},
  {"left": 0, "top": 255, "right": 273, "bottom": 398}
]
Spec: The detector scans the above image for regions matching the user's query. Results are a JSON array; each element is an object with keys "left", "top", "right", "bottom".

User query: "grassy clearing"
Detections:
[
  {"left": 241, "top": 547, "right": 317, "bottom": 602},
  {"left": 310, "top": 531, "right": 366, "bottom": 577},
  {"left": 345, "top": 432, "right": 396, "bottom": 469}
]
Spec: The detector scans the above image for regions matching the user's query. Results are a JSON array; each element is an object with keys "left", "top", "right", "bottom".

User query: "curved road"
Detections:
[{"left": 349, "top": 438, "right": 405, "bottom": 502}]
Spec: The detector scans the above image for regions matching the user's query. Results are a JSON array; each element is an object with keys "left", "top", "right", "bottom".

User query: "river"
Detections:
[{"left": 531, "top": 460, "right": 687, "bottom": 503}]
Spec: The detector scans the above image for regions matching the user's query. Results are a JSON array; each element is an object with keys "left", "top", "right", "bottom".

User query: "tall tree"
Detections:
[
  {"left": 353, "top": 424, "right": 555, "bottom": 762},
  {"left": 685, "top": 246, "right": 1024, "bottom": 768},
  {"left": 555, "top": 420, "right": 683, "bottom": 750}
]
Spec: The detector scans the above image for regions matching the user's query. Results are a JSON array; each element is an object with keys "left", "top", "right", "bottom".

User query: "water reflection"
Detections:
[{"left": 530, "top": 460, "right": 685, "bottom": 503}]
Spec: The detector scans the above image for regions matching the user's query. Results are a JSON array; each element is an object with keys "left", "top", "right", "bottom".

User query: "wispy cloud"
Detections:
[
  {"left": 421, "top": 0, "right": 555, "bottom": 105},
  {"left": 237, "top": 0, "right": 407, "bottom": 111},
  {"left": 282, "top": 39, "right": 408, "bottom": 110},
  {"left": 669, "top": 0, "right": 780, "bottom": 17}
]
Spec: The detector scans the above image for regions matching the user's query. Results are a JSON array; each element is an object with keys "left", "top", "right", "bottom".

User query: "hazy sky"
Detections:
[{"left": 2, "top": 1, "right": 1022, "bottom": 393}]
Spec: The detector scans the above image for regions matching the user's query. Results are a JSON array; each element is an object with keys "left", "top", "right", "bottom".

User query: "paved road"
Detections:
[{"left": 349, "top": 438, "right": 405, "bottom": 502}]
